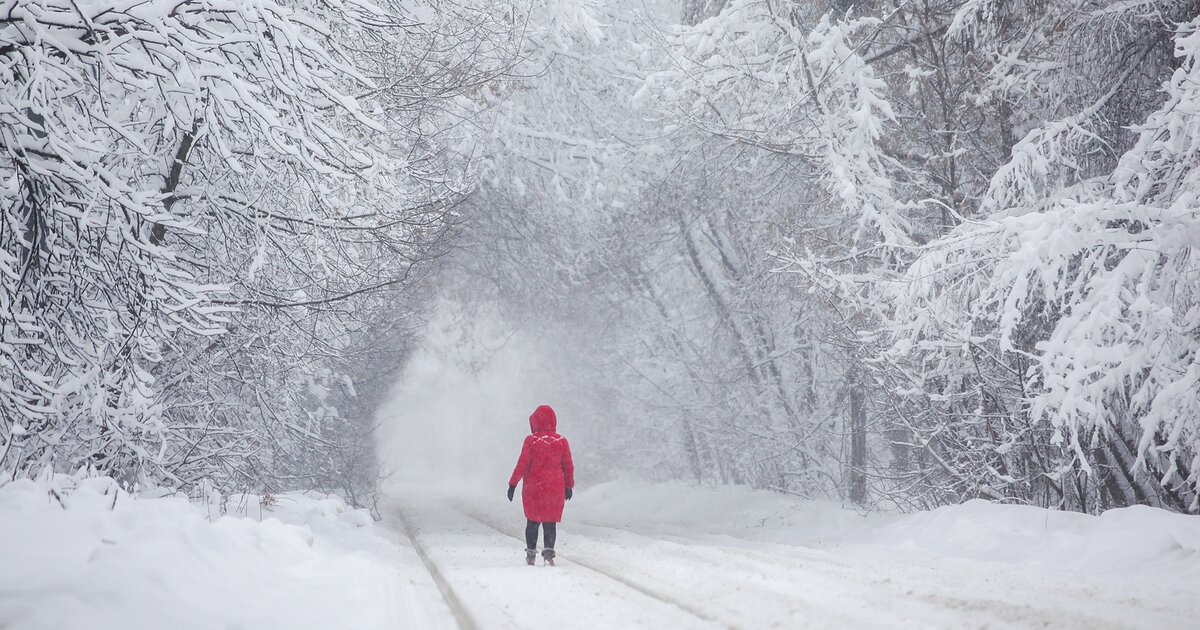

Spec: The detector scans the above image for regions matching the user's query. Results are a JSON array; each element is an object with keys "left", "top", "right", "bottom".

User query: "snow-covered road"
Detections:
[
  {"left": 3, "top": 476, "right": 1195, "bottom": 629},
  {"left": 388, "top": 494, "right": 1190, "bottom": 630}
]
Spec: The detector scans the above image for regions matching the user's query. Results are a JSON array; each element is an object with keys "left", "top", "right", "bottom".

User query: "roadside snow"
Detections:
[
  {"left": 863, "top": 499, "right": 1200, "bottom": 580},
  {"left": 0, "top": 472, "right": 452, "bottom": 630},
  {"left": 573, "top": 480, "right": 1200, "bottom": 587}
]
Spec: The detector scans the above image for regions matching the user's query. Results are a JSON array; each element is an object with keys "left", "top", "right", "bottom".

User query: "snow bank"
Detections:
[
  {"left": 864, "top": 499, "right": 1200, "bottom": 581},
  {"left": 575, "top": 480, "right": 1200, "bottom": 581},
  {"left": 0, "top": 473, "right": 414, "bottom": 630}
]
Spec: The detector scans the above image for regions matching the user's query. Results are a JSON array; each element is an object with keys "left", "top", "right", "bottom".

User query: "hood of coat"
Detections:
[{"left": 529, "top": 405, "right": 557, "bottom": 434}]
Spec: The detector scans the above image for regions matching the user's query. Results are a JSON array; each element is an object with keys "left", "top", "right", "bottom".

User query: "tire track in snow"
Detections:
[
  {"left": 454, "top": 506, "right": 734, "bottom": 630},
  {"left": 393, "top": 504, "right": 479, "bottom": 630},
  {"left": 571, "top": 521, "right": 1161, "bottom": 630}
]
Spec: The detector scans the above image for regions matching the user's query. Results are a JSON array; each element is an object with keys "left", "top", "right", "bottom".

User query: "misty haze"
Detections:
[{"left": 1, "top": 1, "right": 1197, "bottom": 629}]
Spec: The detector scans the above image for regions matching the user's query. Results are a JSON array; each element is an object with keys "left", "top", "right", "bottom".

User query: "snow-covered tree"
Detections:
[
  {"left": 883, "top": 8, "right": 1200, "bottom": 512},
  {"left": 629, "top": 0, "right": 1199, "bottom": 512},
  {"left": 0, "top": 0, "right": 516, "bottom": 498}
]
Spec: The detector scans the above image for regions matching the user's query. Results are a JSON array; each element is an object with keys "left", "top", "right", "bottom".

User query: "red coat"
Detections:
[{"left": 509, "top": 405, "right": 574, "bottom": 523}]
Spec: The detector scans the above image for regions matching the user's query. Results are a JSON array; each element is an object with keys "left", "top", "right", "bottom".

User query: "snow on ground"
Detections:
[
  {"left": 0, "top": 472, "right": 453, "bottom": 630},
  {"left": 397, "top": 480, "right": 1199, "bottom": 629},
  {"left": 574, "top": 478, "right": 1200, "bottom": 581},
  {"left": 563, "top": 480, "right": 1200, "bottom": 625},
  {"left": 3, "top": 473, "right": 1198, "bottom": 629},
  {"left": 392, "top": 498, "right": 714, "bottom": 629}
]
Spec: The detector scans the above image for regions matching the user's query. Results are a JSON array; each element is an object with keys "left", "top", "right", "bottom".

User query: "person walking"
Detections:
[{"left": 507, "top": 404, "right": 574, "bottom": 566}]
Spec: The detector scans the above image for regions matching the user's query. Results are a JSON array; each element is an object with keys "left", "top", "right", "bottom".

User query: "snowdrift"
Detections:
[
  {"left": 863, "top": 499, "right": 1200, "bottom": 580},
  {"left": 0, "top": 473, "right": 418, "bottom": 630},
  {"left": 575, "top": 480, "right": 1200, "bottom": 583}
]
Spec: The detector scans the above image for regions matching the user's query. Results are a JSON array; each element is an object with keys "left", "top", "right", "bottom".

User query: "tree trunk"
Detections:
[{"left": 848, "top": 366, "right": 867, "bottom": 505}]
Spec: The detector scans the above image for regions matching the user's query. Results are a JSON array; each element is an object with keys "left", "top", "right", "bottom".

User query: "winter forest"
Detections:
[{"left": 2, "top": 0, "right": 1199, "bottom": 628}]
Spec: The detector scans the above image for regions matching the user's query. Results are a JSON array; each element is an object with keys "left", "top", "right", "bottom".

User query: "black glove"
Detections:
[
  {"left": 507, "top": 485, "right": 515, "bottom": 502},
  {"left": 565, "top": 487, "right": 573, "bottom": 501}
]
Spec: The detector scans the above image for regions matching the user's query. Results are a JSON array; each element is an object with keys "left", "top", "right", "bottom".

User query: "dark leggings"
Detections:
[{"left": 525, "top": 520, "right": 556, "bottom": 550}]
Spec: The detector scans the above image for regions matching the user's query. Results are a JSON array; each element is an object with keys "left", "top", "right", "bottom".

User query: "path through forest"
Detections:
[{"left": 385, "top": 492, "right": 1189, "bottom": 630}]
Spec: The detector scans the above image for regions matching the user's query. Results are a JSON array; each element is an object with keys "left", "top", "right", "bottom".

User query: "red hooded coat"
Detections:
[{"left": 509, "top": 405, "right": 574, "bottom": 523}]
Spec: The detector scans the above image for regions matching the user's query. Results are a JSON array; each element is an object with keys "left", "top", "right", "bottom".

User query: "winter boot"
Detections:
[
  {"left": 542, "top": 549, "right": 556, "bottom": 566},
  {"left": 525, "top": 549, "right": 537, "bottom": 566}
]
